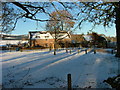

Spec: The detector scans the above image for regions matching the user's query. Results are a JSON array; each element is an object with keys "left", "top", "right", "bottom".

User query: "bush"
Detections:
[{"left": 103, "top": 74, "right": 120, "bottom": 88}]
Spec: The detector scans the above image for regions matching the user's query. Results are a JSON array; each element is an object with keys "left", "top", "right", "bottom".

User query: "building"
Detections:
[
  {"left": 0, "top": 34, "right": 29, "bottom": 50},
  {"left": 71, "top": 34, "right": 84, "bottom": 43},
  {"left": 83, "top": 33, "right": 107, "bottom": 48},
  {"left": 29, "top": 31, "right": 71, "bottom": 48}
]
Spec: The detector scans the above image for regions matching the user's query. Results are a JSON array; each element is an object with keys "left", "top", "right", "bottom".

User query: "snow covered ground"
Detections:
[
  {"left": 1, "top": 48, "right": 120, "bottom": 88},
  {"left": 0, "top": 40, "right": 28, "bottom": 46}
]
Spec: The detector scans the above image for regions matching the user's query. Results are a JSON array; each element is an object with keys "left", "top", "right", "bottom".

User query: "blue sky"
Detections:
[
  {"left": 11, "top": 2, "right": 116, "bottom": 37},
  {"left": 12, "top": 18, "right": 116, "bottom": 37}
]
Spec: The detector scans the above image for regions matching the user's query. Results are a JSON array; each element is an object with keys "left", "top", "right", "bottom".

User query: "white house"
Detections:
[{"left": 29, "top": 31, "right": 71, "bottom": 48}]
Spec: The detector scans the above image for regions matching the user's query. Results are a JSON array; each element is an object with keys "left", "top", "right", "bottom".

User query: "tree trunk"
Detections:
[
  {"left": 29, "top": 32, "right": 32, "bottom": 47},
  {"left": 54, "top": 42, "right": 56, "bottom": 55},
  {"left": 54, "top": 29, "right": 57, "bottom": 55},
  {"left": 115, "top": 2, "right": 120, "bottom": 58}
]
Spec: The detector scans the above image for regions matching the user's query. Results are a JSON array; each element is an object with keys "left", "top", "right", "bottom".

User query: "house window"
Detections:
[
  {"left": 36, "top": 36, "right": 40, "bottom": 38},
  {"left": 45, "top": 36, "right": 49, "bottom": 38}
]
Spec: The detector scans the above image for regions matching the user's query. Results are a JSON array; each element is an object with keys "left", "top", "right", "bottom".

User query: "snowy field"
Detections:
[
  {"left": 0, "top": 40, "right": 28, "bottom": 46},
  {"left": 1, "top": 48, "right": 120, "bottom": 88}
]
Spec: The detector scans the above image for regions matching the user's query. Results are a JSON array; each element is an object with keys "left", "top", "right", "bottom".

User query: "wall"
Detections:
[{"left": 31, "top": 38, "right": 71, "bottom": 48}]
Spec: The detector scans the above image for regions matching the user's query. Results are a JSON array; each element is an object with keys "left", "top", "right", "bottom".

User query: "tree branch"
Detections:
[{"left": 12, "top": 2, "right": 31, "bottom": 14}]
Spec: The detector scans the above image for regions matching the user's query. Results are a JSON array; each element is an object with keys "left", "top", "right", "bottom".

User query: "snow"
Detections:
[
  {"left": 1, "top": 48, "right": 120, "bottom": 88},
  {"left": 0, "top": 40, "right": 28, "bottom": 46},
  {"left": 30, "top": 31, "right": 70, "bottom": 40},
  {"left": 83, "top": 35, "right": 92, "bottom": 41}
]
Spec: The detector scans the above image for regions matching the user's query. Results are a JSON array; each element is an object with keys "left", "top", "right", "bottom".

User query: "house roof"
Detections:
[
  {"left": 29, "top": 31, "right": 68, "bottom": 34},
  {"left": 29, "top": 31, "right": 48, "bottom": 34},
  {"left": 0, "top": 34, "right": 28, "bottom": 40},
  {"left": 29, "top": 31, "right": 71, "bottom": 39},
  {"left": 29, "top": 31, "right": 71, "bottom": 38}
]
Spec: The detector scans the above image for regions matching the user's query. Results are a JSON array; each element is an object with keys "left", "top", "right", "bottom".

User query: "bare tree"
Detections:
[{"left": 46, "top": 10, "right": 75, "bottom": 55}]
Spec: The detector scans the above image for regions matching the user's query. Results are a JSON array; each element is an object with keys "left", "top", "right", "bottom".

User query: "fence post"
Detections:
[
  {"left": 78, "top": 49, "right": 80, "bottom": 54},
  {"left": 111, "top": 50, "right": 114, "bottom": 54},
  {"left": 67, "top": 74, "right": 72, "bottom": 90},
  {"left": 94, "top": 49, "right": 96, "bottom": 54},
  {"left": 49, "top": 47, "right": 51, "bottom": 51},
  {"left": 20, "top": 49, "right": 23, "bottom": 52},
  {"left": 70, "top": 49, "right": 71, "bottom": 54},
  {"left": 9, "top": 48, "right": 11, "bottom": 52},
  {"left": 85, "top": 49, "right": 87, "bottom": 54},
  {"left": 66, "top": 49, "right": 68, "bottom": 53}
]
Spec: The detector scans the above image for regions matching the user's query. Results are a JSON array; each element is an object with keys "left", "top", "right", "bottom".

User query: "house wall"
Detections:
[
  {"left": 32, "top": 39, "right": 54, "bottom": 48},
  {"left": 31, "top": 38, "right": 71, "bottom": 48},
  {"left": 29, "top": 31, "right": 72, "bottom": 48},
  {"left": 71, "top": 35, "right": 84, "bottom": 43}
]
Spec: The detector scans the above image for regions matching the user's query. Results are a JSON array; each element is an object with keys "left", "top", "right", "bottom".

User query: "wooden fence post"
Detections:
[
  {"left": 49, "top": 47, "right": 52, "bottom": 51},
  {"left": 94, "top": 50, "right": 96, "bottom": 54},
  {"left": 85, "top": 49, "right": 87, "bottom": 54},
  {"left": 66, "top": 49, "right": 68, "bottom": 53},
  {"left": 67, "top": 74, "right": 72, "bottom": 90},
  {"left": 9, "top": 48, "right": 11, "bottom": 52},
  {"left": 111, "top": 50, "right": 114, "bottom": 54},
  {"left": 78, "top": 49, "right": 80, "bottom": 54},
  {"left": 70, "top": 50, "right": 71, "bottom": 54},
  {"left": 20, "top": 47, "right": 23, "bottom": 52}
]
